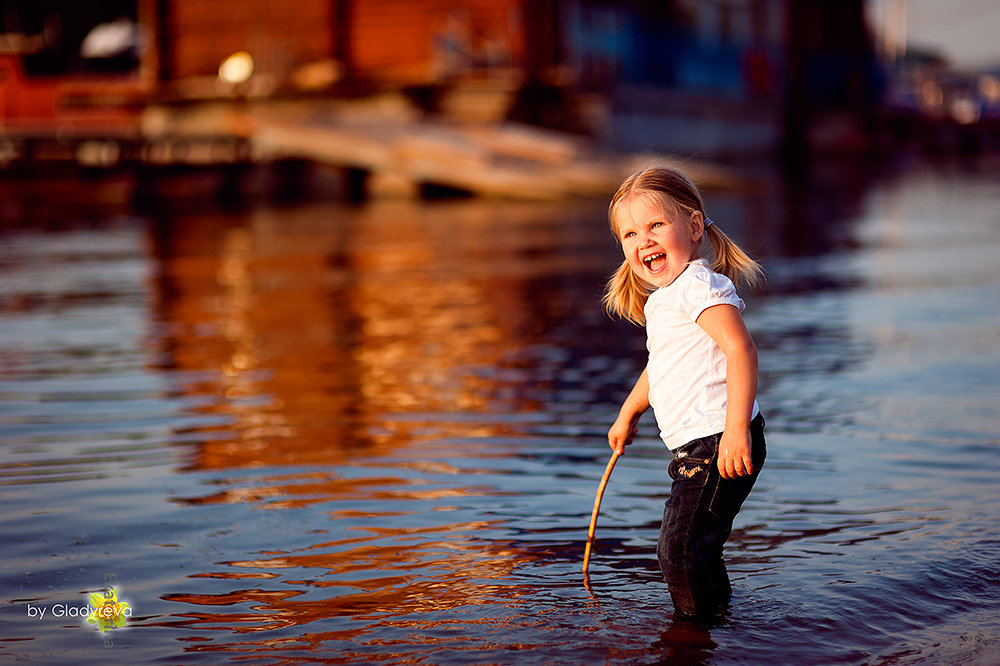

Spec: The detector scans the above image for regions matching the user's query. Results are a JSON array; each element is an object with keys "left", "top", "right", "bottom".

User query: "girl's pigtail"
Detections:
[
  {"left": 603, "top": 260, "right": 650, "bottom": 326},
  {"left": 705, "top": 224, "right": 764, "bottom": 289}
]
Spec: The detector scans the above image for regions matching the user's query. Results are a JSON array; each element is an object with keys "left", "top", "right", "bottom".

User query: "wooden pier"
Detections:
[
  {"left": 242, "top": 107, "right": 627, "bottom": 199},
  {"left": 1, "top": 101, "right": 623, "bottom": 200},
  {"left": 0, "top": 94, "right": 742, "bottom": 200}
]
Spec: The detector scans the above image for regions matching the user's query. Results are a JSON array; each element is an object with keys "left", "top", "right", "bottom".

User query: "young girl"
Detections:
[{"left": 604, "top": 166, "right": 765, "bottom": 618}]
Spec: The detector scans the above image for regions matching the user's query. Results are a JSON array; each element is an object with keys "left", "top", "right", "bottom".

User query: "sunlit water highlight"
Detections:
[{"left": 2, "top": 163, "right": 999, "bottom": 664}]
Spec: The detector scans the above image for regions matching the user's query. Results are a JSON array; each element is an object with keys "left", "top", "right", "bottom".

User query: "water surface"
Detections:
[{"left": 2, "top": 162, "right": 999, "bottom": 664}]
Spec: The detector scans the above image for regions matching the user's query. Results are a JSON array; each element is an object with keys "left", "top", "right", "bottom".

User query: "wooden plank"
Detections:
[
  {"left": 461, "top": 123, "right": 580, "bottom": 164},
  {"left": 392, "top": 128, "right": 491, "bottom": 172},
  {"left": 237, "top": 104, "right": 635, "bottom": 200},
  {"left": 248, "top": 116, "right": 396, "bottom": 169}
]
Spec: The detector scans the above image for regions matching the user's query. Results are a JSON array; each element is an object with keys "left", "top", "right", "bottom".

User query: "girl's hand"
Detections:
[
  {"left": 718, "top": 428, "right": 753, "bottom": 478},
  {"left": 608, "top": 414, "right": 639, "bottom": 455}
]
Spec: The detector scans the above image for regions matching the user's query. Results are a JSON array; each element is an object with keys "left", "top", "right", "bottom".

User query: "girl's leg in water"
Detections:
[{"left": 657, "top": 415, "right": 766, "bottom": 617}]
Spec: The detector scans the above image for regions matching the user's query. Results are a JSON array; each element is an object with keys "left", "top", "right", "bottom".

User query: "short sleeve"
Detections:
[{"left": 677, "top": 266, "right": 745, "bottom": 322}]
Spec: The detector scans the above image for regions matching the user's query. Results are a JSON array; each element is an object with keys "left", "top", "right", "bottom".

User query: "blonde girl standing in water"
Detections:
[{"left": 604, "top": 166, "right": 766, "bottom": 619}]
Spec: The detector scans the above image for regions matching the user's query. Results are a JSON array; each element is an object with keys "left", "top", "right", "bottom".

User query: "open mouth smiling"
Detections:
[{"left": 643, "top": 252, "right": 666, "bottom": 271}]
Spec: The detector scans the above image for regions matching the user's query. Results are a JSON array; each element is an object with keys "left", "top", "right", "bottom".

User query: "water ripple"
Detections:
[{"left": 3, "top": 171, "right": 1000, "bottom": 663}]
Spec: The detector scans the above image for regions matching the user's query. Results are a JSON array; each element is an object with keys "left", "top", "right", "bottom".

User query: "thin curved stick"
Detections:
[{"left": 582, "top": 450, "right": 620, "bottom": 581}]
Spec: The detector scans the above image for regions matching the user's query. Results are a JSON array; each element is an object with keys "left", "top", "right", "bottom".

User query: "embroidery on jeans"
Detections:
[{"left": 678, "top": 464, "right": 702, "bottom": 478}]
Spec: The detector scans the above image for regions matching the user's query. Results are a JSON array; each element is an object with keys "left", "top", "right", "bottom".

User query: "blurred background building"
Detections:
[{"left": 0, "top": 1, "right": 995, "bottom": 196}]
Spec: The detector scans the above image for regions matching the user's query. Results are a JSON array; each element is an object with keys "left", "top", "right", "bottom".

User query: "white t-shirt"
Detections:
[{"left": 644, "top": 259, "right": 759, "bottom": 450}]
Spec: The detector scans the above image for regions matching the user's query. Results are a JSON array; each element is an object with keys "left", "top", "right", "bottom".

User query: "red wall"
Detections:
[
  {"left": 164, "top": 0, "right": 524, "bottom": 85},
  {"left": 165, "top": 0, "right": 336, "bottom": 80}
]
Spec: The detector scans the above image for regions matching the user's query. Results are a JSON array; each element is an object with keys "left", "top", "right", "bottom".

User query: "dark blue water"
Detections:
[{"left": 2, "top": 162, "right": 999, "bottom": 664}]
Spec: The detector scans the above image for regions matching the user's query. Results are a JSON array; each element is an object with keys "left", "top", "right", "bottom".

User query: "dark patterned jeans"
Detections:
[{"left": 656, "top": 413, "right": 766, "bottom": 617}]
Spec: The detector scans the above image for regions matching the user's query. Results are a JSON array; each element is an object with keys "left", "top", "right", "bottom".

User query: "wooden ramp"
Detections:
[
  {"left": 242, "top": 109, "right": 627, "bottom": 199},
  {"left": 136, "top": 99, "right": 744, "bottom": 200}
]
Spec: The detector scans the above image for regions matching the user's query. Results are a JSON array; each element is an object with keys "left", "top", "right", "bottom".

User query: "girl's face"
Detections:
[{"left": 615, "top": 194, "right": 703, "bottom": 288}]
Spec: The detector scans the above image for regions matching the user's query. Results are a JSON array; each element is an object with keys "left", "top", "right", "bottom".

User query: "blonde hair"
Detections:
[{"left": 603, "top": 166, "right": 763, "bottom": 326}]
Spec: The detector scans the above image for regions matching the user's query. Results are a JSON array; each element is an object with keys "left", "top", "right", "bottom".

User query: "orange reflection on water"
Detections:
[
  {"left": 171, "top": 469, "right": 503, "bottom": 510},
  {"left": 146, "top": 199, "right": 609, "bottom": 650},
  {"left": 150, "top": 200, "right": 599, "bottom": 470},
  {"left": 161, "top": 521, "right": 533, "bottom": 633}
]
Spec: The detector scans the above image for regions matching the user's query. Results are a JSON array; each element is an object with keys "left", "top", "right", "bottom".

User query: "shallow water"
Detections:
[{"left": 2, "top": 162, "right": 1000, "bottom": 664}]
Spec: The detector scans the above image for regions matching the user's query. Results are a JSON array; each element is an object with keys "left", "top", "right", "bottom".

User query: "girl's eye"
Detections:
[
  {"left": 623, "top": 231, "right": 635, "bottom": 239},
  {"left": 651, "top": 222, "right": 663, "bottom": 228}
]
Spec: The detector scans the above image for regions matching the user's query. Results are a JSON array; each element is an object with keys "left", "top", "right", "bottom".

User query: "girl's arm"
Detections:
[
  {"left": 608, "top": 367, "right": 650, "bottom": 455},
  {"left": 696, "top": 304, "right": 758, "bottom": 479}
]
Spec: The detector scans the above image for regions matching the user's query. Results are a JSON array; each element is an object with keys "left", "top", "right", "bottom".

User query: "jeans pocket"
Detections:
[
  {"left": 708, "top": 475, "right": 754, "bottom": 519},
  {"left": 667, "top": 455, "right": 714, "bottom": 481}
]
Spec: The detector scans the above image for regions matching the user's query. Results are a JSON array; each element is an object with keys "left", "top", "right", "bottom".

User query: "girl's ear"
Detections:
[{"left": 690, "top": 211, "right": 705, "bottom": 241}]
